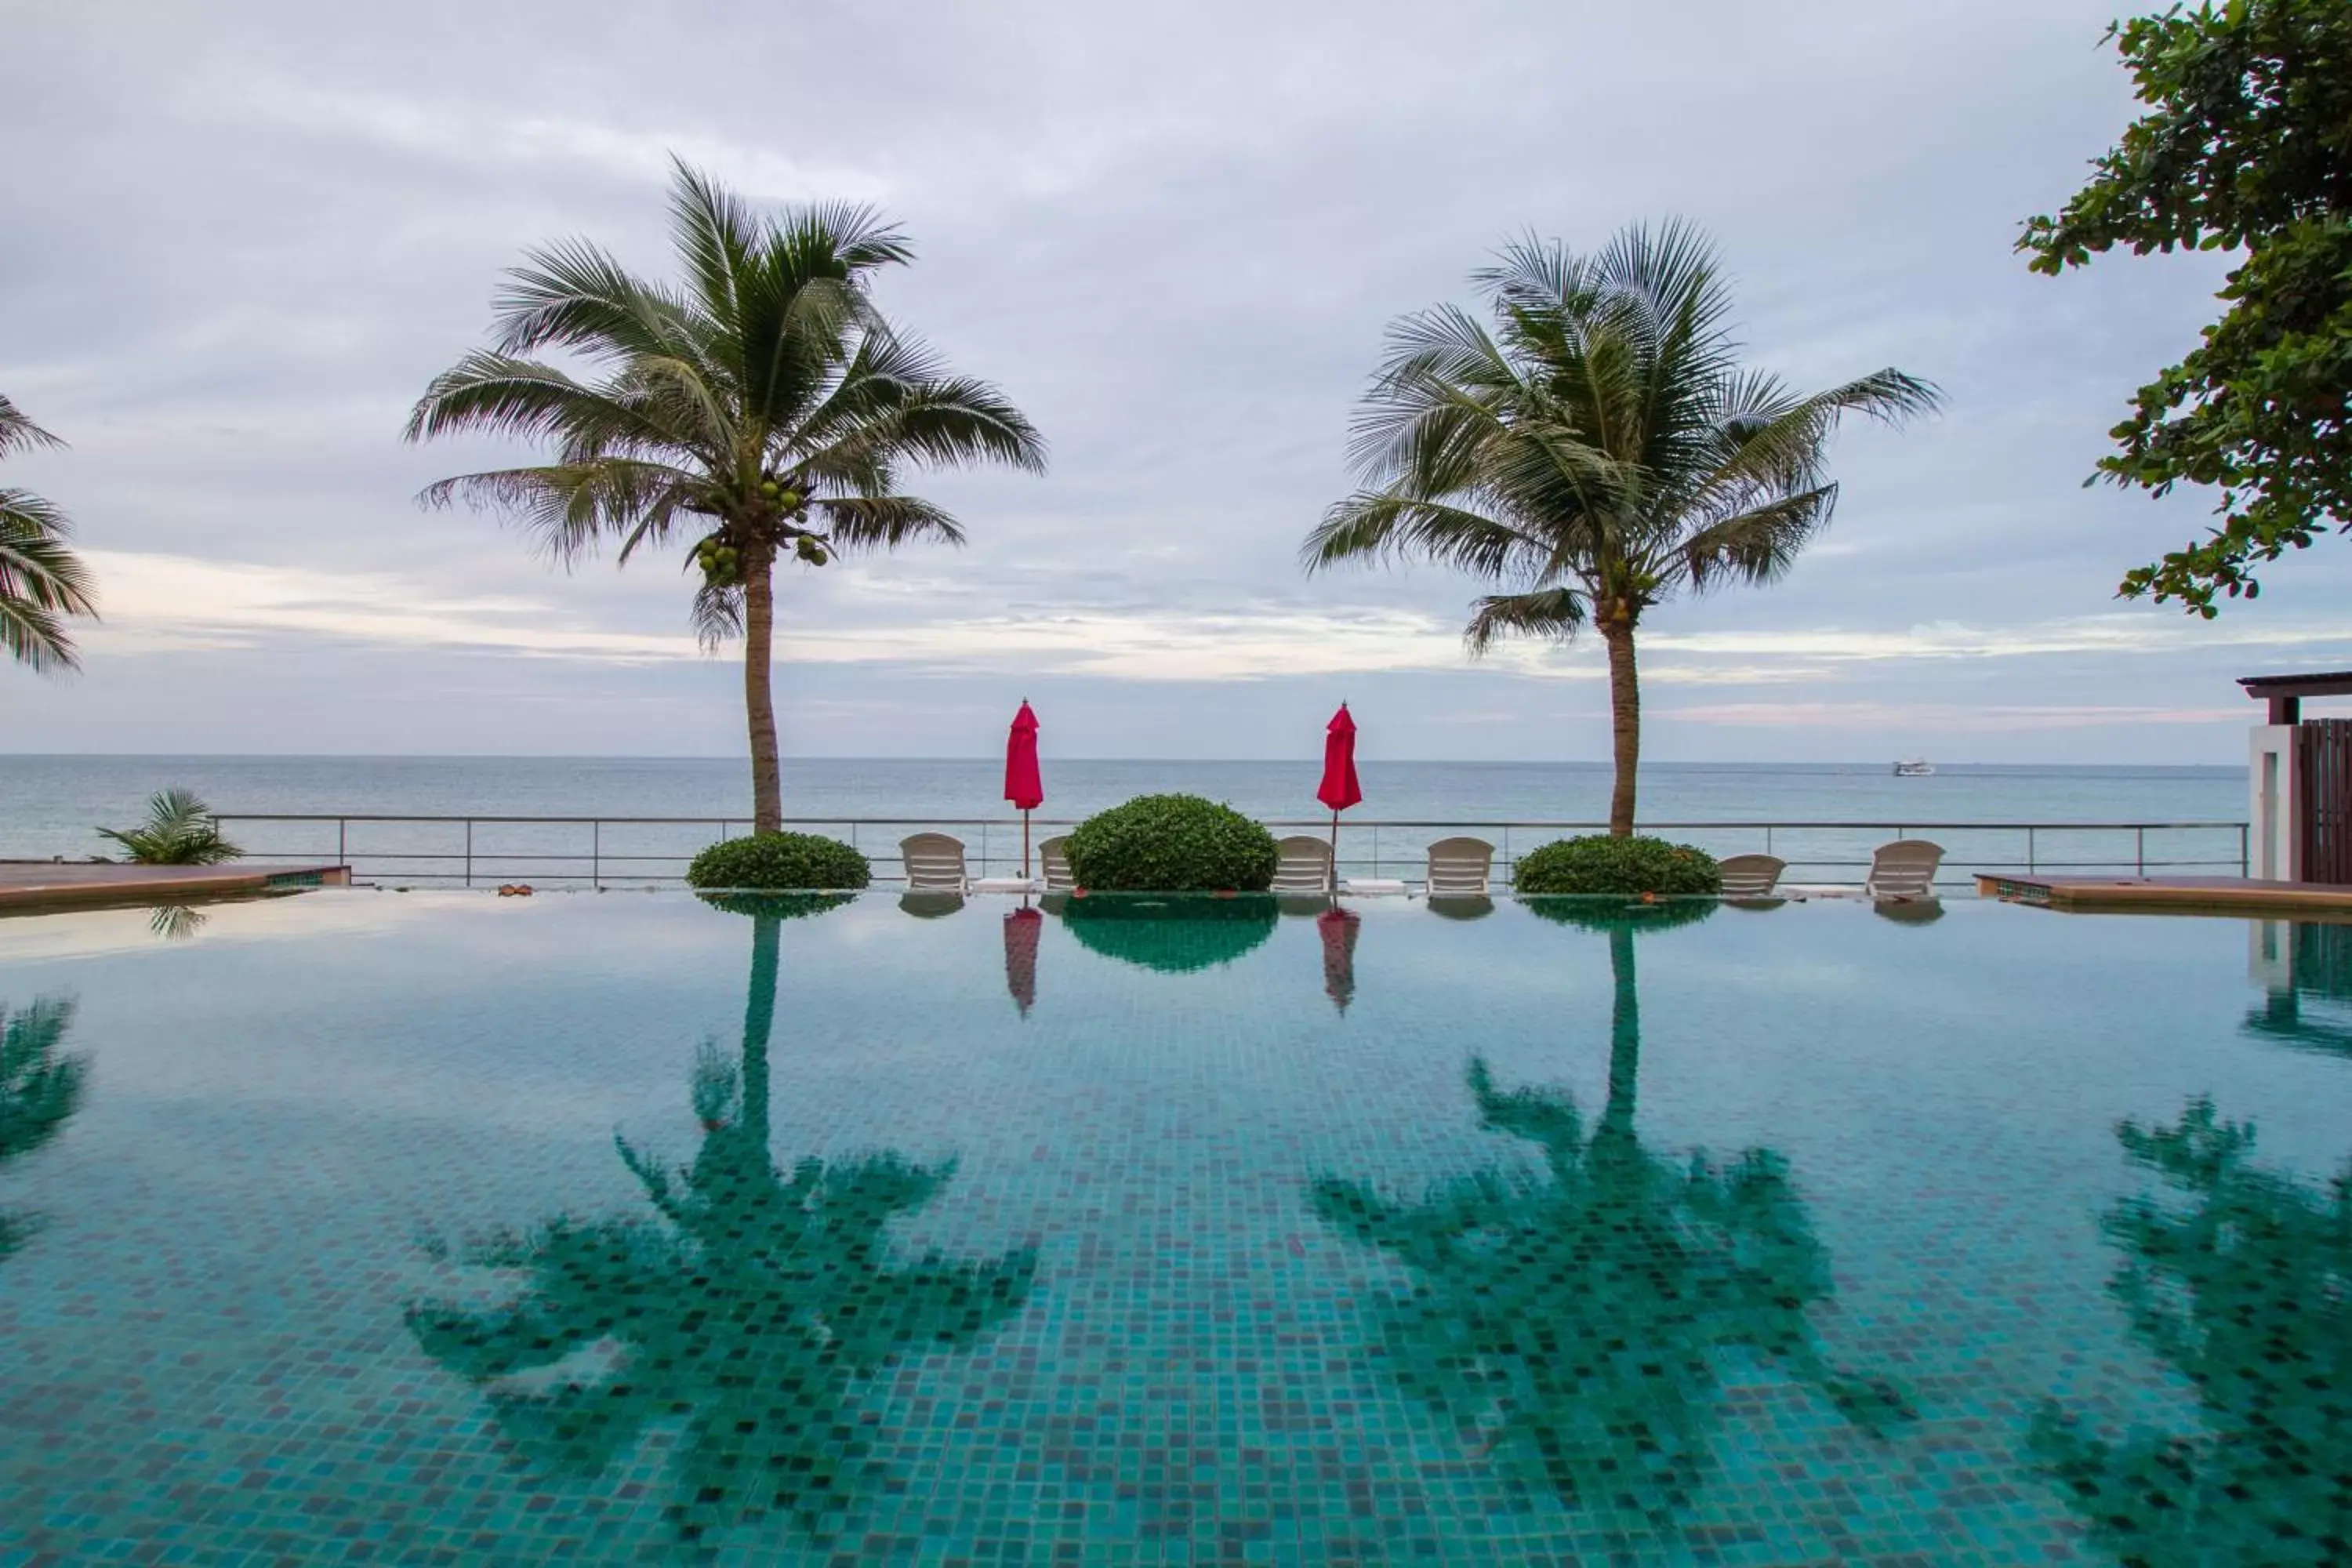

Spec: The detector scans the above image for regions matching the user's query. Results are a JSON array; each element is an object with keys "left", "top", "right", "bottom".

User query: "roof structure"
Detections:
[{"left": 2239, "top": 671, "right": 2352, "bottom": 723}]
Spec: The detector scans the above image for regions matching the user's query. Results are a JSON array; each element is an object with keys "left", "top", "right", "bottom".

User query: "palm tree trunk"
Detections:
[
  {"left": 741, "top": 913, "right": 780, "bottom": 1152},
  {"left": 1602, "top": 617, "right": 1641, "bottom": 837},
  {"left": 1602, "top": 923, "right": 1639, "bottom": 1138},
  {"left": 743, "top": 549, "right": 783, "bottom": 833}
]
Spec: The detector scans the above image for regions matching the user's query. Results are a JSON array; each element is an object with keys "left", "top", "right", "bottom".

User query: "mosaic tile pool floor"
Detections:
[{"left": 1, "top": 891, "right": 2348, "bottom": 1565}]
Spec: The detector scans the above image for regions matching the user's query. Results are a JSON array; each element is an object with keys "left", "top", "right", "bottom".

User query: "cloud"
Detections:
[{"left": 4, "top": 0, "right": 2333, "bottom": 762}]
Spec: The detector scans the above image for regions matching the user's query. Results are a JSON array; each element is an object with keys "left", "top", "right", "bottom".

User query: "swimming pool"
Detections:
[{"left": 1, "top": 891, "right": 2345, "bottom": 1564}]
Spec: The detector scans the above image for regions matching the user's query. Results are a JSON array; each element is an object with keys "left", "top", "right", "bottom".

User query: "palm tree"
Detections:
[
  {"left": 408, "top": 162, "right": 1046, "bottom": 833},
  {"left": 0, "top": 394, "right": 100, "bottom": 673},
  {"left": 1305, "top": 223, "right": 1940, "bottom": 834}
]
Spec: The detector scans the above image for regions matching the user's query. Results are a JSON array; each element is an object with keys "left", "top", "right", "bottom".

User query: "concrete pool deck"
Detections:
[{"left": 0, "top": 861, "right": 350, "bottom": 913}]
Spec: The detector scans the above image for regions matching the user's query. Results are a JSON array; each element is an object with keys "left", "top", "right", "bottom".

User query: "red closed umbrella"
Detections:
[
  {"left": 1317, "top": 703, "right": 1363, "bottom": 869},
  {"left": 1004, "top": 700, "right": 1044, "bottom": 877}
]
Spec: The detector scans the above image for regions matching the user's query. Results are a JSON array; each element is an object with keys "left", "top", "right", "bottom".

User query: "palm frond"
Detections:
[
  {"left": 1305, "top": 492, "right": 1549, "bottom": 578},
  {"left": 1675, "top": 485, "right": 1839, "bottom": 592},
  {"left": 490, "top": 238, "right": 699, "bottom": 365},
  {"left": 96, "top": 788, "right": 240, "bottom": 866},
  {"left": 419, "top": 459, "right": 706, "bottom": 567},
  {"left": 690, "top": 579, "right": 743, "bottom": 651},
  {"left": 0, "top": 489, "right": 98, "bottom": 673},
  {"left": 1465, "top": 586, "right": 1588, "bottom": 655},
  {"left": 816, "top": 494, "right": 967, "bottom": 552},
  {"left": 0, "top": 395, "right": 64, "bottom": 461}
]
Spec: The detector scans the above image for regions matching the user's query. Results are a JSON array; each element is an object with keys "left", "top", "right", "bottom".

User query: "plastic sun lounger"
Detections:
[
  {"left": 899, "top": 832, "right": 971, "bottom": 895},
  {"left": 1038, "top": 836, "right": 1074, "bottom": 893},
  {"left": 1272, "top": 836, "right": 1335, "bottom": 896},
  {"left": 1423, "top": 837, "right": 1495, "bottom": 900},
  {"left": 1717, "top": 854, "right": 1787, "bottom": 898},
  {"left": 1864, "top": 839, "right": 1944, "bottom": 901}
]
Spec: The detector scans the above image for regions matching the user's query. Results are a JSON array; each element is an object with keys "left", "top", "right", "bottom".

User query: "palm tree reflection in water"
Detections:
[
  {"left": 406, "top": 896, "right": 1036, "bottom": 1548},
  {"left": 1314, "top": 906, "right": 1908, "bottom": 1534},
  {"left": 2031, "top": 1098, "right": 2352, "bottom": 1566},
  {"left": 0, "top": 996, "right": 85, "bottom": 1262}
]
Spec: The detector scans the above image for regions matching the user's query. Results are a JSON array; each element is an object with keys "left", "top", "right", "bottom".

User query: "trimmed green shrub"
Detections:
[
  {"left": 685, "top": 832, "right": 871, "bottom": 891},
  {"left": 1512, "top": 834, "right": 1721, "bottom": 897},
  {"left": 1065, "top": 794, "right": 1279, "bottom": 892},
  {"left": 1058, "top": 893, "right": 1278, "bottom": 973}
]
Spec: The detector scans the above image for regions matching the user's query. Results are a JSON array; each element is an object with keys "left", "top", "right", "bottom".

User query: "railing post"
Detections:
[
  {"left": 2027, "top": 826, "right": 2035, "bottom": 874},
  {"left": 338, "top": 818, "right": 347, "bottom": 869},
  {"left": 2136, "top": 826, "right": 2145, "bottom": 877},
  {"left": 465, "top": 820, "right": 474, "bottom": 888},
  {"left": 2242, "top": 822, "right": 2252, "bottom": 877},
  {"left": 592, "top": 819, "right": 601, "bottom": 890}
]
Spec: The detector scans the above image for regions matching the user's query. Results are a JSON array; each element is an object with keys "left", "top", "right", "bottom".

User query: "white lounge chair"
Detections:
[
  {"left": 1039, "top": 835, "right": 1074, "bottom": 893},
  {"left": 1425, "top": 837, "right": 1495, "bottom": 899},
  {"left": 1272, "top": 835, "right": 1334, "bottom": 896},
  {"left": 1718, "top": 854, "right": 1787, "bottom": 898},
  {"left": 899, "top": 832, "right": 970, "bottom": 894},
  {"left": 1864, "top": 839, "right": 1944, "bottom": 900}
]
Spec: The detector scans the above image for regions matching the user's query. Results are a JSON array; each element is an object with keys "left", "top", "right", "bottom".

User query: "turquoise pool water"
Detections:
[{"left": 0, "top": 891, "right": 2347, "bottom": 1565}]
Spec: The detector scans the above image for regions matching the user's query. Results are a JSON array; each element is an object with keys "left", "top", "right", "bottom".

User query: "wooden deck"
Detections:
[
  {"left": 1976, "top": 871, "right": 2352, "bottom": 917},
  {"left": 0, "top": 861, "right": 350, "bottom": 913}
]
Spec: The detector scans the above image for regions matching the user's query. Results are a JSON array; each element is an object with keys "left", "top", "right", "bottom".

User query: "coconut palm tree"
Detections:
[
  {"left": 0, "top": 394, "right": 100, "bottom": 673},
  {"left": 1305, "top": 223, "right": 1940, "bottom": 834},
  {"left": 408, "top": 161, "right": 1046, "bottom": 833}
]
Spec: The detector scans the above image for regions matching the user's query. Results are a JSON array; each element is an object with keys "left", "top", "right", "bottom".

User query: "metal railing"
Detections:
[{"left": 210, "top": 814, "right": 2253, "bottom": 891}]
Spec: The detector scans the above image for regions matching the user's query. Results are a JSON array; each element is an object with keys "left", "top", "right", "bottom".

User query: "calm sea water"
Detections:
[{"left": 0, "top": 756, "right": 2245, "bottom": 866}]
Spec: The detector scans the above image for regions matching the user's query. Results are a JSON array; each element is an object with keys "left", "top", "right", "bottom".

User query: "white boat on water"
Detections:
[{"left": 1893, "top": 759, "right": 1935, "bottom": 777}]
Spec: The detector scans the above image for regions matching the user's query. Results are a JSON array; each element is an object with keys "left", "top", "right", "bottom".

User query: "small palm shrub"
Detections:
[
  {"left": 685, "top": 832, "right": 870, "bottom": 891},
  {"left": 96, "top": 789, "right": 241, "bottom": 866},
  {"left": 1513, "top": 834, "right": 1719, "bottom": 897},
  {"left": 1065, "top": 794, "right": 1278, "bottom": 892}
]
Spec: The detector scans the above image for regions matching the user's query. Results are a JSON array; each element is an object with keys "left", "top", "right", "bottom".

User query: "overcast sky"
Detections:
[{"left": 3, "top": 0, "right": 2339, "bottom": 763}]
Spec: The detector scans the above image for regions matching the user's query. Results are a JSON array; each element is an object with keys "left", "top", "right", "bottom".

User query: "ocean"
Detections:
[{"left": 0, "top": 755, "right": 2249, "bottom": 885}]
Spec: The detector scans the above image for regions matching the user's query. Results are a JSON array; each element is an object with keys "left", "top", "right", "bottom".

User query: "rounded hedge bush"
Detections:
[
  {"left": 1065, "top": 794, "right": 1279, "bottom": 892},
  {"left": 685, "top": 831, "right": 871, "bottom": 891},
  {"left": 1512, "top": 834, "right": 1720, "bottom": 897}
]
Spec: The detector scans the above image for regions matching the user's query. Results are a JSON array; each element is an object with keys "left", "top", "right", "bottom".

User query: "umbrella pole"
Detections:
[
  {"left": 1023, "top": 810, "right": 1032, "bottom": 879},
  {"left": 1330, "top": 808, "right": 1340, "bottom": 894}
]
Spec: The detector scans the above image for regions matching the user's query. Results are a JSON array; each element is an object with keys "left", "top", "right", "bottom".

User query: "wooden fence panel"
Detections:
[{"left": 2299, "top": 719, "right": 2352, "bottom": 884}]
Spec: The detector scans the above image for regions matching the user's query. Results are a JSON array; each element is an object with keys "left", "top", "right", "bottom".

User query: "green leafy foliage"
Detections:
[
  {"left": 1514, "top": 834, "right": 1720, "bottom": 897},
  {"left": 685, "top": 832, "right": 870, "bottom": 891},
  {"left": 1057, "top": 893, "right": 1279, "bottom": 973},
  {"left": 406, "top": 161, "right": 1045, "bottom": 831},
  {"left": 1063, "top": 794, "right": 1279, "bottom": 892},
  {"left": 95, "top": 788, "right": 241, "bottom": 866},
  {"left": 0, "top": 393, "right": 99, "bottom": 674},
  {"left": 1305, "top": 223, "right": 1936, "bottom": 832},
  {"left": 2020, "top": 0, "right": 2352, "bottom": 613}
]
